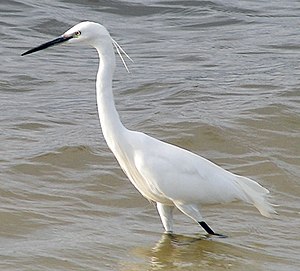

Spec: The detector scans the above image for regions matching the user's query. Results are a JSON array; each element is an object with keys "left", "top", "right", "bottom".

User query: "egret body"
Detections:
[{"left": 22, "top": 22, "right": 276, "bottom": 236}]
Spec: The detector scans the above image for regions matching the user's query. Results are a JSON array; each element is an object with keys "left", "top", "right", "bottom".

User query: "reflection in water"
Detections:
[
  {"left": 150, "top": 234, "right": 213, "bottom": 270},
  {"left": 124, "top": 233, "right": 267, "bottom": 271}
]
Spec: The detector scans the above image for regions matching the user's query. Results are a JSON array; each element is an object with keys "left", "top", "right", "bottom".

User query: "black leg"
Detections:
[{"left": 199, "top": 221, "right": 227, "bottom": 238}]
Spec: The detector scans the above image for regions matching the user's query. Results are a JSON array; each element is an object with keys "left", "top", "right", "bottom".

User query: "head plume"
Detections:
[{"left": 111, "top": 38, "right": 133, "bottom": 73}]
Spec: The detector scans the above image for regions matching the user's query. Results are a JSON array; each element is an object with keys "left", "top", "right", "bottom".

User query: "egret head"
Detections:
[
  {"left": 21, "top": 21, "right": 110, "bottom": 56},
  {"left": 22, "top": 21, "right": 133, "bottom": 71}
]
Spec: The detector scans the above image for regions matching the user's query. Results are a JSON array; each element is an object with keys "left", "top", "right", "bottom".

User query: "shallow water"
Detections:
[{"left": 1, "top": 0, "right": 300, "bottom": 270}]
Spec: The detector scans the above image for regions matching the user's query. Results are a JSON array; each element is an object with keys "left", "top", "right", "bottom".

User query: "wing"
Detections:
[{"left": 129, "top": 131, "right": 243, "bottom": 205}]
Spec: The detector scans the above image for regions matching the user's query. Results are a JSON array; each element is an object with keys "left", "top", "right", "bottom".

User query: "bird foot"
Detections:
[
  {"left": 199, "top": 221, "right": 227, "bottom": 238},
  {"left": 211, "top": 233, "right": 228, "bottom": 238},
  {"left": 164, "top": 230, "right": 174, "bottom": 235}
]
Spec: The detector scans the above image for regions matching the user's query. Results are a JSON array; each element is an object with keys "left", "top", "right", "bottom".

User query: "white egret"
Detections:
[{"left": 22, "top": 21, "right": 276, "bottom": 236}]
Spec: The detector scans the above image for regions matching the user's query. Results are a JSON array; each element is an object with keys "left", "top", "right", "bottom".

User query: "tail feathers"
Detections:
[{"left": 233, "top": 175, "right": 277, "bottom": 218}]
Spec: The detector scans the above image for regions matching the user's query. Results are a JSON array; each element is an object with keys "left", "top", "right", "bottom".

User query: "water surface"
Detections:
[{"left": 0, "top": 0, "right": 299, "bottom": 270}]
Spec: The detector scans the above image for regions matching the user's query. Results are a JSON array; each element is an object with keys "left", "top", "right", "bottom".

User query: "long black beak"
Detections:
[{"left": 21, "top": 35, "right": 73, "bottom": 56}]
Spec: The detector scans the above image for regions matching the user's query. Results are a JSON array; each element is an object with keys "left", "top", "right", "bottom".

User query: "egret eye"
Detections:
[{"left": 73, "top": 31, "right": 81, "bottom": 38}]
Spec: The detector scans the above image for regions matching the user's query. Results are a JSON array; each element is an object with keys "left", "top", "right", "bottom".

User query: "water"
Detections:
[{"left": 1, "top": 0, "right": 300, "bottom": 270}]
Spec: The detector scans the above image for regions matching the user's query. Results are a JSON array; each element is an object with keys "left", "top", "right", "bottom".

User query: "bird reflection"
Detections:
[
  {"left": 149, "top": 233, "right": 213, "bottom": 270},
  {"left": 146, "top": 233, "right": 257, "bottom": 271},
  {"left": 122, "top": 232, "right": 266, "bottom": 271}
]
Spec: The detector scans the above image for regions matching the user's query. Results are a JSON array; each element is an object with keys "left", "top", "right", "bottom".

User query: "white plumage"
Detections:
[{"left": 22, "top": 21, "right": 276, "bottom": 236}]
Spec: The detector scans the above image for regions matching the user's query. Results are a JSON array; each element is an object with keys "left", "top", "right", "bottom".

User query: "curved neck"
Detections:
[{"left": 95, "top": 41, "right": 126, "bottom": 151}]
